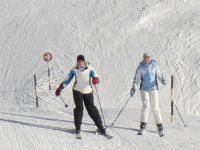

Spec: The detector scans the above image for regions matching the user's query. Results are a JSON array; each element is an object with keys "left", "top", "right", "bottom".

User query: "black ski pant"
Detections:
[{"left": 73, "top": 90, "right": 103, "bottom": 130}]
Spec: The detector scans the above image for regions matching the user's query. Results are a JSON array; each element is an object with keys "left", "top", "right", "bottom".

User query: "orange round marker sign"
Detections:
[{"left": 43, "top": 52, "right": 52, "bottom": 62}]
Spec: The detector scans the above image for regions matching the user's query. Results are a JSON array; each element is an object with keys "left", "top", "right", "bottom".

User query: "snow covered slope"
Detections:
[
  {"left": 0, "top": 105, "right": 200, "bottom": 150},
  {"left": 0, "top": 0, "right": 200, "bottom": 115},
  {"left": 0, "top": 0, "right": 200, "bottom": 149}
]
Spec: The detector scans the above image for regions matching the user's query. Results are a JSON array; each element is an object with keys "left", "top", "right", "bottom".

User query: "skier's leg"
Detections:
[
  {"left": 83, "top": 92, "right": 105, "bottom": 134},
  {"left": 73, "top": 90, "right": 84, "bottom": 132},
  {"left": 140, "top": 90, "right": 150, "bottom": 124},
  {"left": 138, "top": 91, "right": 150, "bottom": 135},
  {"left": 149, "top": 90, "right": 164, "bottom": 136},
  {"left": 149, "top": 90, "right": 163, "bottom": 124}
]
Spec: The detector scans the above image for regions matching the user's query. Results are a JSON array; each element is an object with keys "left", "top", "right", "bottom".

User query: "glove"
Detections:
[
  {"left": 92, "top": 77, "right": 100, "bottom": 85},
  {"left": 55, "top": 84, "right": 64, "bottom": 97},
  {"left": 161, "top": 79, "right": 166, "bottom": 85},
  {"left": 130, "top": 88, "right": 136, "bottom": 97}
]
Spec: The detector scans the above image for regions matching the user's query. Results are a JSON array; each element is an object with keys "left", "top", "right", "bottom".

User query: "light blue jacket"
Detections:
[{"left": 132, "top": 60, "right": 165, "bottom": 91}]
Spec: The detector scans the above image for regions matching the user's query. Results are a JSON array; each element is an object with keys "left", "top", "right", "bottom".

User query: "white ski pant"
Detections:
[{"left": 140, "top": 90, "right": 163, "bottom": 124}]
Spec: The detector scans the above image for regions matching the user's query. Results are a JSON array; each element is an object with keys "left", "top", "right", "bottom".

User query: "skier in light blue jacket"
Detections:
[{"left": 130, "top": 52, "right": 166, "bottom": 136}]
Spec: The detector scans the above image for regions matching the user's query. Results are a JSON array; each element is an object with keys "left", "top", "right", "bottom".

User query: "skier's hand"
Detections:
[
  {"left": 161, "top": 79, "right": 166, "bottom": 86},
  {"left": 92, "top": 77, "right": 100, "bottom": 85},
  {"left": 55, "top": 84, "right": 64, "bottom": 97},
  {"left": 130, "top": 88, "right": 136, "bottom": 97},
  {"left": 55, "top": 87, "right": 62, "bottom": 96}
]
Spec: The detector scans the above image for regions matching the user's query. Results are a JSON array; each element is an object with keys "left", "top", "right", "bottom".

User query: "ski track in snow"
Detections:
[
  {"left": 0, "top": 0, "right": 200, "bottom": 149},
  {"left": 0, "top": 0, "right": 199, "bottom": 112},
  {"left": 0, "top": 107, "right": 200, "bottom": 150}
]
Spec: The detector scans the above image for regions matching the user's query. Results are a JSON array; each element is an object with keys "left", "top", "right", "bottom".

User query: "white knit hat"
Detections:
[{"left": 143, "top": 52, "right": 151, "bottom": 58}]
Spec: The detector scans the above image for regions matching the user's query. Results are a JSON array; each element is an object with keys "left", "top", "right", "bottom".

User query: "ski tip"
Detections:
[
  {"left": 95, "top": 131, "right": 113, "bottom": 139},
  {"left": 76, "top": 135, "right": 82, "bottom": 139},
  {"left": 104, "top": 134, "right": 113, "bottom": 139}
]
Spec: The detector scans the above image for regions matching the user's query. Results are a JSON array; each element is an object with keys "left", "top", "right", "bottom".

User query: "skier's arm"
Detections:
[
  {"left": 132, "top": 66, "right": 142, "bottom": 89},
  {"left": 62, "top": 70, "right": 76, "bottom": 87},
  {"left": 55, "top": 70, "right": 75, "bottom": 96},
  {"left": 156, "top": 66, "right": 166, "bottom": 85},
  {"left": 90, "top": 69, "right": 100, "bottom": 85},
  {"left": 130, "top": 66, "right": 141, "bottom": 97}
]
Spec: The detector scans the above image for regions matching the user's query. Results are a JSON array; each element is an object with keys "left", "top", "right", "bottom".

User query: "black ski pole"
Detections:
[
  {"left": 60, "top": 96, "right": 68, "bottom": 107},
  {"left": 111, "top": 96, "right": 132, "bottom": 126},
  {"left": 94, "top": 85, "right": 107, "bottom": 127},
  {"left": 175, "top": 104, "right": 186, "bottom": 127}
]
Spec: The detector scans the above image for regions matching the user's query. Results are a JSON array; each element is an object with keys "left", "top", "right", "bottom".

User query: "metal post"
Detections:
[
  {"left": 48, "top": 63, "right": 51, "bottom": 90},
  {"left": 171, "top": 75, "right": 174, "bottom": 123},
  {"left": 34, "top": 74, "right": 39, "bottom": 107}
]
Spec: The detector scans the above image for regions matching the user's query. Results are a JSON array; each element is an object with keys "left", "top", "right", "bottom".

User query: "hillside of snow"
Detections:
[
  {"left": 0, "top": 106, "right": 200, "bottom": 150},
  {"left": 0, "top": 0, "right": 200, "bottom": 149},
  {"left": 1, "top": 0, "right": 200, "bottom": 115}
]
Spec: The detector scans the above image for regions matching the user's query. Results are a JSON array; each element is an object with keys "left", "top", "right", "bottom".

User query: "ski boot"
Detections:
[
  {"left": 138, "top": 122, "right": 146, "bottom": 135},
  {"left": 98, "top": 126, "right": 106, "bottom": 135},
  {"left": 75, "top": 127, "right": 81, "bottom": 139},
  {"left": 157, "top": 124, "right": 165, "bottom": 137}
]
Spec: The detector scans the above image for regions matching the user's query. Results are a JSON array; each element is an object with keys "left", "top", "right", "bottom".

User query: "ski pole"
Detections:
[
  {"left": 60, "top": 96, "right": 68, "bottom": 107},
  {"left": 111, "top": 96, "right": 132, "bottom": 126},
  {"left": 94, "top": 85, "right": 107, "bottom": 127},
  {"left": 175, "top": 104, "right": 186, "bottom": 127}
]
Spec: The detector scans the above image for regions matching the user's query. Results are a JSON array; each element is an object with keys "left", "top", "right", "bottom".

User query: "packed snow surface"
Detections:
[{"left": 0, "top": 0, "right": 200, "bottom": 149}]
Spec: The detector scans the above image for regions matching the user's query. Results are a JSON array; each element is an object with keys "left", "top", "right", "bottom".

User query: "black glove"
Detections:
[
  {"left": 130, "top": 88, "right": 136, "bottom": 97},
  {"left": 161, "top": 79, "right": 166, "bottom": 85}
]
